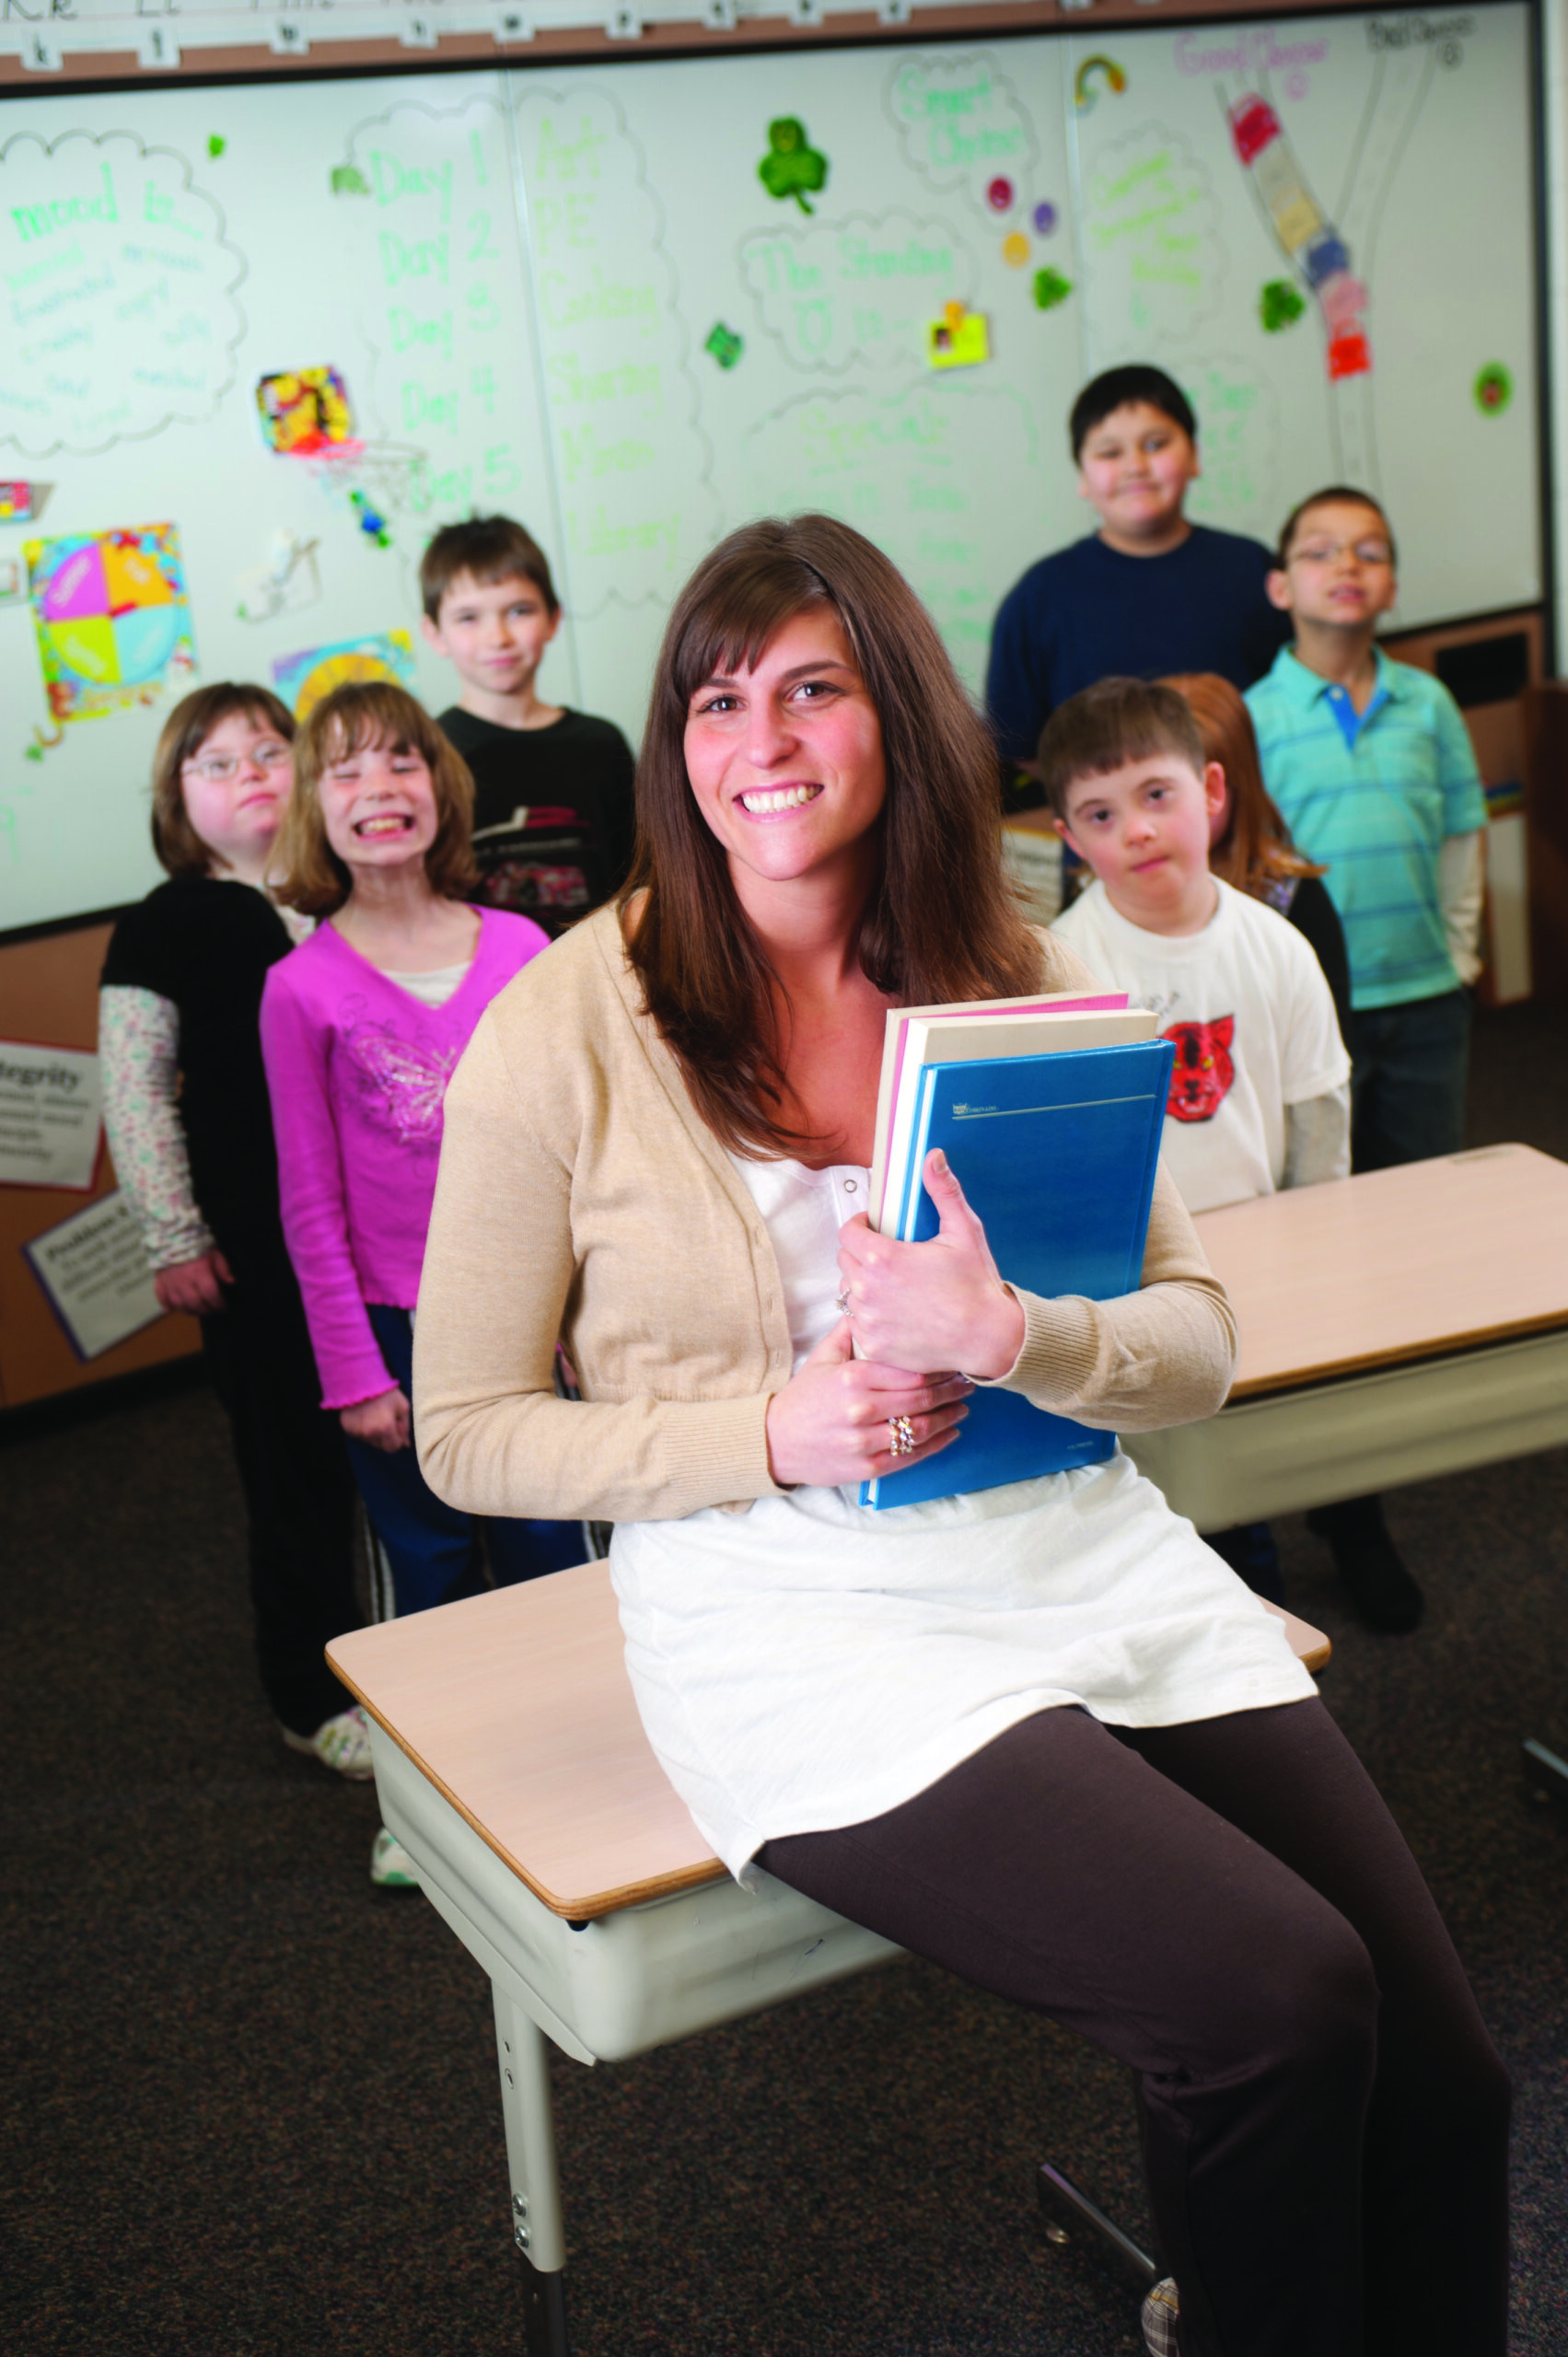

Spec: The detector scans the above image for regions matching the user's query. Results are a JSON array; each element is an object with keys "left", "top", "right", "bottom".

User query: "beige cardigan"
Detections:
[{"left": 414, "top": 903, "right": 1237, "bottom": 1525}]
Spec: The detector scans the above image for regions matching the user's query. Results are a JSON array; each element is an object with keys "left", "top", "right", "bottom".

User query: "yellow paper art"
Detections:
[{"left": 926, "top": 301, "right": 991, "bottom": 371}]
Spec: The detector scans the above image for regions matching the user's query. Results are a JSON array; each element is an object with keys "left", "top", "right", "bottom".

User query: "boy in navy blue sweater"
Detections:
[{"left": 986, "top": 366, "right": 1289, "bottom": 785}]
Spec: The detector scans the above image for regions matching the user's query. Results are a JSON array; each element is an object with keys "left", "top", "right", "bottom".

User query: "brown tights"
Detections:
[{"left": 760, "top": 1699, "right": 1508, "bottom": 2357}]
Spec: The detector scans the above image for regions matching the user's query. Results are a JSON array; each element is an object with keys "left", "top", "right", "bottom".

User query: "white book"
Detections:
[
  {"left": 870, "top": 997, "right": 1158, "bottom": 1232},
  {"left": 868, "top": 989, "right": 1123, "bottom": 1225}
]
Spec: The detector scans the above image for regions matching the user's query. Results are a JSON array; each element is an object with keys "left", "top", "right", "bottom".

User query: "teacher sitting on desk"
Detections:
[{"left": 414, "top": 515, "right": 1506, "bottom": 2357}]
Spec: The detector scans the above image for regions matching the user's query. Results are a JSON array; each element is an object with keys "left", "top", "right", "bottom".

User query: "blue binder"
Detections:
[{"left": 860, "top": 1036, "right": 1176, "bottom": 1509}]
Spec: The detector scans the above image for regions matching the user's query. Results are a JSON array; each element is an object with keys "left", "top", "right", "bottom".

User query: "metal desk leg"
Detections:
[
  {"left": 1523, "top": 1736, "right": 1568, "bottom": 1810},
  {"left": 1037, "top": 2162, "right": 1157, "bottom": 2286},
  {"left": 494, "top": 1985, "right": 570, "bottom": 2356}
]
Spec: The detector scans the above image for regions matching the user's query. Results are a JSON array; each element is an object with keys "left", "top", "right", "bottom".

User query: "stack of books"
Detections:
[{"left": 860, "top": 990, "right": 1174, "bottom": 1508}]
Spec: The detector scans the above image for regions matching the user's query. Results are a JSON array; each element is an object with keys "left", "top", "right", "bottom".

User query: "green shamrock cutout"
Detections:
[
  {"left": 759, "top": 118, "right": 828, "bottom": 215},
  {"left": 1032, "top": 268, "right": 1073, "bottom": 312},
  {"left": 1260, "top": 279, "right": 1306, "bottom": 334},
  {"left": 331, "top": 164, "right": 371, "bottom": 198},
  {"left": 705, "top": 321, "right": 744, "bottom": 371},
  {"left": 1473, "top": 363, "right": 1513, "bottom": 417}
]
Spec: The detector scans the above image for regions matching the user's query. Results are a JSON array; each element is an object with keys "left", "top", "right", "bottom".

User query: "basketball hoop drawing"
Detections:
[
  {"left": 254, "top": 369, "right": 428, "bottom": 549},
  {"left": 296, "top": 438, "right": 430, "bottom": 549}
]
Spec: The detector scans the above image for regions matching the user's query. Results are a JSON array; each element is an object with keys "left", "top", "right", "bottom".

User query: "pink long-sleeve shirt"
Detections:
[{"left": 260, "top": 908, "right": 549, "bottom": 1408}]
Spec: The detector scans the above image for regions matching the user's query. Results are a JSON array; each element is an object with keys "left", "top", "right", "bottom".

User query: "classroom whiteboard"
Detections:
[{"left": 0, "top": 5, "right": 1540, "bottom": 936}]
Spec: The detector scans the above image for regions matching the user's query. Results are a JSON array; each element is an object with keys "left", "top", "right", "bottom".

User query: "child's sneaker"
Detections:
[
  {"left": 281, "top": 1704, "right": 376, "bottom": 1780},
  {"left": 1141, "top": 2276, "right": 1179, "bottom": 2357},
  {"left": 370, "top": 1826, "right": 418, "bottom": 1887}
]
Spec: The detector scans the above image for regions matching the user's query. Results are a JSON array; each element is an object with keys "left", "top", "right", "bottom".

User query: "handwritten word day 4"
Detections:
[{"left": 341, "top": 105, "right": 521, "bottom": 517}]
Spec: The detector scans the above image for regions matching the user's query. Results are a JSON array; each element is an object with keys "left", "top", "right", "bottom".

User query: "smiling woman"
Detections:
[
  {"left": 412, "top": 515, "right": 1509, "bottom": 2352},
  {"left": 628, "top": 514, "right": 1041, "bottom": 1165}
]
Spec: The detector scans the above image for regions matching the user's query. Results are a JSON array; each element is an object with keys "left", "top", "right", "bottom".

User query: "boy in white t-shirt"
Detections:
[{"left": 1045, "top": 677, "right": 1362, "bottom": 1617}]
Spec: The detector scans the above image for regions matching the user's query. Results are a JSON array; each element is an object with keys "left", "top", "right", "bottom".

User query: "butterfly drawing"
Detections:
[{"left": 347, "top": 1025, "right": 459, "bottom": 1143}]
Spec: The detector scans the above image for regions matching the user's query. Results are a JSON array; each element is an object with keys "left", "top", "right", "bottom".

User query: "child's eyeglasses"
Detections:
[
  {"left": 184, "top": 744, "right": 292, "bottom": 782},
  {"left": 1290, "top": 539, "right": 1394, "bottom": 568}
]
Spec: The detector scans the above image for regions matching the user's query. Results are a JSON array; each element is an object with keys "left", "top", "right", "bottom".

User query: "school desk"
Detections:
[
  {"left": 325, "top": 1142, "right": 1567, "bottom": 2350},
  {"left": 328, "top": 1574, "right": 1328, "bottom": 2354},
  {"left": 1124, "top": 1144, "right": 1568, "bottom": 1529}
]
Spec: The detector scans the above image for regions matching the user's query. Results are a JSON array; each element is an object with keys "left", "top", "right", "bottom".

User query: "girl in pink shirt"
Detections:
[{"left": 261, "top": 682, "right": 569, "bottom": 1878}]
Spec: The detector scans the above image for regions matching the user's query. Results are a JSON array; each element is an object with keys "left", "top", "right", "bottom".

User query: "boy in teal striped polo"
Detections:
[{"left": 1247, "top": 486, "right": 1487, "bottom": 1632}]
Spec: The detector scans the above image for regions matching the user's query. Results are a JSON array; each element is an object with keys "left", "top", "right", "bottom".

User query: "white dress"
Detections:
[{"left": 610, "top": 1154, "right": 1315, "bottom": 1881}]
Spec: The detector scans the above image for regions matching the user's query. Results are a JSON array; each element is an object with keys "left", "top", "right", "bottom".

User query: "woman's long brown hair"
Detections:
[
  {"left": 624, "top": 515, "right": 1043, "bottom": 1158},
  {"left": 1160, "top": 672, "right": 1324, "bottom": 898}
]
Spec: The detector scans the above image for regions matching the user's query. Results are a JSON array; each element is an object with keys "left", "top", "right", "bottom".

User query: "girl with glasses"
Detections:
[{"left": 99, "top": 684, "right": 370, "bottom": 1787}]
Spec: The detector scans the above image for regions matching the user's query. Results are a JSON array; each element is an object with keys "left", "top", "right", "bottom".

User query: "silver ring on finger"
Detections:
[
  {"left": 835, "top": 1287, "right": 853, "bottom": 1315},
  {"left": 889, "top": 1414, "right": 917, "bottom": 1457}
]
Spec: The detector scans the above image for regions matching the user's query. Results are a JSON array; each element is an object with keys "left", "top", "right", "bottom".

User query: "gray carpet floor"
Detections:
[{"left": 4, "top": 997, "right": 1566, "bottom": 2355}]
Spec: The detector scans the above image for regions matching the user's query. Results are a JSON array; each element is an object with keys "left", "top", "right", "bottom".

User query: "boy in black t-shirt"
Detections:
[{"left": 420, "top": 516, "right": 636, "bottom": 936}]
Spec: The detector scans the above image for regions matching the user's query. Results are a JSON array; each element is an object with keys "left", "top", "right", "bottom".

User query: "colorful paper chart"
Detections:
[
  {"left": 25, "top": 526, "right": 196, "bottom": 726},
  {"left": 256, "top": 367, "right": 357, "bottom": 457},
  {"left": 271, "top": 629, "right": 415, "bottom": 719}
]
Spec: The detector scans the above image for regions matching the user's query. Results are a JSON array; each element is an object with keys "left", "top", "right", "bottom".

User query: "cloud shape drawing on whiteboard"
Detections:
[
  {"left": 740, "top": 212, "right": 975, "bottom": 375},
  {"left": 1181, "top": 354, "right": 1281, "bottom": 533},
  {"left": 512, "top": 83, "right": 720, "bottom": 616},
  {"left": 885, "top": 52, "right": 1039, "bottom": 223},
  {"left": 1079, "top": 122, "right": 1224, "bottom": 348},
  {"left": 738, "top": 380, "right": 1043, "bottom": 691},
  {"left": 0, "top": 131, "right": 247, "bottom": 459}
]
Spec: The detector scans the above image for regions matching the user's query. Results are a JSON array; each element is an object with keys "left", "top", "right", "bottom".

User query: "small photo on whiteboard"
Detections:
[
  {"left": 24, "top": 1190, "right": 165, "bottom": 1361},
  {"left": 0, "top": 1040, "right": 103, "bottom": 1192}
]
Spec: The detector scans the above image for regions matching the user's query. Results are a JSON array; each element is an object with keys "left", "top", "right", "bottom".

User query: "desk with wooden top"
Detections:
[
  {"left": 328, "top": 1143, "right": 1568, "bottom": 2352},
  {"left": 329, "top": 1574, "right": 1328, "bottom": 2354},
  {"left": 1125, "top": 1144, "right": 1568, "bottom": 1528}
]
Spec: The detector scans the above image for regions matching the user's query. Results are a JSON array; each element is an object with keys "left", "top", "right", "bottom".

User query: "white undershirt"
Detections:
[
  {"left": 608, "top": 1155, "right": 1314, "bottom": 1884},
  {"left": 382, "top": 959, "right": 471, "bottom": 1009}
]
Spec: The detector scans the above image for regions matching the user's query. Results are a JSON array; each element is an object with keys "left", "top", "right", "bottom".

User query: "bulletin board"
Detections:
[{"left": 0, "top": 2, "right": 1542, "bottom": 938}]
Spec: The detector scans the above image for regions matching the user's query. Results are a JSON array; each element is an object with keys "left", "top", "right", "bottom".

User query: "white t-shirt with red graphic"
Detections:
[{"left": 1052, "top": 875, "right": 1351, "bottom": 1213}]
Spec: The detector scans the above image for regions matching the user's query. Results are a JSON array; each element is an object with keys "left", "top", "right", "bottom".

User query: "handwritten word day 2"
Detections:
[{"left": 343, "top": 104, "right": 521, "bottom": 513}]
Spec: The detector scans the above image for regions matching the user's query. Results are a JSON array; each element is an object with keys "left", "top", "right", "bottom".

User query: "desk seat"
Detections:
[
  {"left": 329, "top": 1567, "right": 1327, "bottom": 2352},
  {"left": 332, "top": 1564, "right": 1328, "bottom": 2059},
  {"left": 331, "top": 1563, "right": 899, "bottom": 2067}
]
